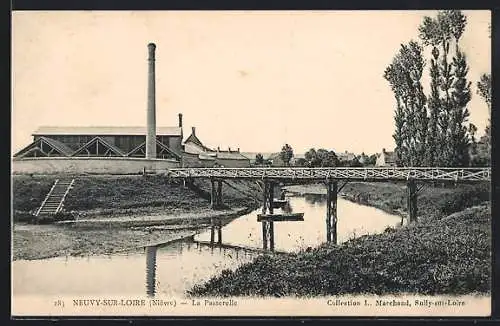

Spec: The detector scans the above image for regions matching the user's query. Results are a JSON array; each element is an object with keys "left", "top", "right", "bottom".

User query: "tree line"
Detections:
[
  {"left": 384, "top": 10, "right": 491, "bottom": 167},
  {"left": 255, "top": 144, "right": 378, "bottom": 167}
]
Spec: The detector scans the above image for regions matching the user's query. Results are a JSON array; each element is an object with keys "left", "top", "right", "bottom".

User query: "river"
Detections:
[{"left": 12, "top": 194, "right": 402, "bottom": 298}]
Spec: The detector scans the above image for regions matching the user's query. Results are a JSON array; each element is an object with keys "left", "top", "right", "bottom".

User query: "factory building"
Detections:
[{"left": 12, "top": 42, "right": 249, "bottom": 174}]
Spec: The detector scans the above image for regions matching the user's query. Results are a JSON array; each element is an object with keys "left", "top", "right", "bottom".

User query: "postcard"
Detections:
[{"left": 11, "top": 10, "right": 492, "bottom": 317}]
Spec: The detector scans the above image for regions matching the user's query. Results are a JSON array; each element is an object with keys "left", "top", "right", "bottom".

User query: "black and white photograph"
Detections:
[{"left": 11, "top": 10, "right": 492, "bottom": 316}]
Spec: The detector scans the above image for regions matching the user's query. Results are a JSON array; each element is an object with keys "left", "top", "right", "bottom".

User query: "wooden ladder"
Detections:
[
  {"left": 35, "top": 179, "right": 59, "bottom": 217},
  {"left": 35, "top": 179, "right": 75, "bottom": 216}
]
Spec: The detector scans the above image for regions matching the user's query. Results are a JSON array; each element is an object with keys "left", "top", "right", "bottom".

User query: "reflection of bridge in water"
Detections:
[
  {"left": 144, "top": 242, "right": 262, "bottom": 297},
  {"left": 160, "top": 167, "right": 491, "bottom": 252}
]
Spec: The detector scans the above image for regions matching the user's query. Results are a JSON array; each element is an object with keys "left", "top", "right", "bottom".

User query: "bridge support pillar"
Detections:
[
  {"left": 326, "top": 181, "right": 338, "bottom": 244},
  {"left": 261, "top": 180, "right": 275, "bottom": 251},
  {"left": 268, "top": 182, "right": 275, "bottom": 251},
  {"left": 407, "top": 180, "right": 418, "bottom": 223}
]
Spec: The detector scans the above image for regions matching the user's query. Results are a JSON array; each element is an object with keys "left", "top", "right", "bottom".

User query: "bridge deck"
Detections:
[{"left": 163, "top": 167, "right": 491, "bottom": 182}]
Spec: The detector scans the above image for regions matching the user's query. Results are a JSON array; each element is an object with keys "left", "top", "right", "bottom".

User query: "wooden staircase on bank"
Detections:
[{"left": 35, "top": 179, "right": 75, "bottom": 217}]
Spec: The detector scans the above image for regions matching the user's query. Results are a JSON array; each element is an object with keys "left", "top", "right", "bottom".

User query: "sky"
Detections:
[{"left": 12, "top": 10, "right": 491, "bottom": 156}]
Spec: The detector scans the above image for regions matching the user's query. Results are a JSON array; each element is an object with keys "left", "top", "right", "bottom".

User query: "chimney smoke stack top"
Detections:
[
  {"left": 147, "top": 43, "right": 156, "bottom": 59},
  {"left": 191, "top": 127, "right": 196, "bottom": 135},
  {"left": 178, "top": 113, "right": 183, "bottom": 128}
]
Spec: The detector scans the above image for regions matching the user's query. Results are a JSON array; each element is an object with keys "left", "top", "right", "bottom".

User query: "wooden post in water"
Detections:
[
  {"left": 262, "top": 181, "right": 269, "bottom": 250},
  {"left": 407, "top": 180, "right": 418, "bottom": 223},
  {"left": 326, "top": 181, "right": 338, "bottom": 244},
  {"left": 210, "top": 217, "right": 215, "bottom": 245},
  {"left": 268, "top": 181, "right": 275, "bottom": 251},
  {"left": 217, "top": 219, "right": 222, "bottom": 245},
  {"left": 268, "top": 221, "right": 274, "bottom": 251}
]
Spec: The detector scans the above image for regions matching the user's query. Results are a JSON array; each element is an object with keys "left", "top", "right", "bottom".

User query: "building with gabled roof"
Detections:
[
  {"left": 181, "top": 127, "right": 250, "bottom": 168},
  {"left": 14, "top": 115, "right": 184, "bottom": 161},
  {"left": 375, "top": 148, "right": 398, "bottom": 167}
]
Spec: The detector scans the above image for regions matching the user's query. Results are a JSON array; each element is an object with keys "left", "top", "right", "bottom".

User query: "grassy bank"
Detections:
[
  {"left": 12, "top": 175, "right": 261, "bottom": 220},
  {"left": 189, "top": 182, "right": 491, "bottom": 296},
  {"left": 12, "top": 175, "right": 262, "bottom": 260},
  {"left": 286, "top": 182, "right": 490, "bottom": 221}
]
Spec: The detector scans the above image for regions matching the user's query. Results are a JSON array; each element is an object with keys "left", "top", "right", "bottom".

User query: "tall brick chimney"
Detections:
[
  {"left": 178, "top": 113, "right": 183, "bottom": 128},
  {"left": 146, "top": 43, "right": 157, "bottom": 159}
]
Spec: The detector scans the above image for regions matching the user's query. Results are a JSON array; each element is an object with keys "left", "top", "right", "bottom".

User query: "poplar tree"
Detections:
[
  {"left": 419, "top": 10, "right": 472, "bottom": 167},
  {"left": 426, "top": 47, "right": 441, "bottom": 166},
  {"left": 280, "top": 144, "right": 294, "bottom": 166},
  {"left": 384, "top": 41, "right": 427, "bottom": 167},
  {"left": 477, "top": 73, "right": 491, "bottom": 146},
  {"left": 449, "top": 48, "right": 472, "bottom": 166}
]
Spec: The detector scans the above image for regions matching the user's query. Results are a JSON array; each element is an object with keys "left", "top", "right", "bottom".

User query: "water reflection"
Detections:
[
  {"left": 13, "top": 194, "right": 402, "bottom": 298},
  {"left": 282, "top": 201, "right": 293, "bottom": 213},
  {"left": 195, "top": 194, "right": 401, "bottom": 252},
  {"left": 145, "top": 246, "right": 157, "bottom": 297},
  {"left": 13, "top": 241, "right": 259, "bottom": 298},
  {"left": 304, "top": 194, "right": 327, "bottom": 205}
]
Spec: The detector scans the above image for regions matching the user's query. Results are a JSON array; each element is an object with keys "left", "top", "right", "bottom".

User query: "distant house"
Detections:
[
  {"left": 183, "top": 127, "right": 213, "bottom": 155},
  {"left": 337, "top": 150, "right": 356, "bottom": 163},
  {"left": 357, "top": 153, "right": 368, "bottom": 165},
  {"left": 375, "top": 148, "right": 398, "bottom": 167},
  {"left": 215, "top": 150, "right": 251, "bottom": 168},
  {"left": 182, "top": 127, "right": 250, "bottom": 168},
  {"left": 268, "top": 153, "right": 285, "bottom": 167},
  {"left": 291, "top": 153, "right": 305, "bottom": 166},
  {"left": 241, "top": 152, "right": 273, "bottom": 165}
]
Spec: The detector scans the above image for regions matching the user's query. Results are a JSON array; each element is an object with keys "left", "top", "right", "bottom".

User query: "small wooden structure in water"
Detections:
[
  {"left": 257, "top": 182, "right": 307, "bottom": 252},
  {"left": 257, "top": 213, "right": 304, "bottom": 222}
]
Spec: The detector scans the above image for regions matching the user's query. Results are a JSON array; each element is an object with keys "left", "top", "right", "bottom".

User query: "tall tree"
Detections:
[
  {"left": 449, "top": 47, "right": 472, "bottom": 166},
  {"left": 426, "top": 47, "right": 441, "bottom": 166},
  {"left": 255, "top": 153, "right": 264, "bottom": 165},
  {"left": 304, "top": 148, "right": 319, "bottom": 167},
  {"left": 468, "top": 123, "right": 478, "bottom": 156},
  {"left": 477, "top": 73, "right": 491, "bottom": 145},
  {"left": 384, "top": 41, "right": 427, "bottom": 167},
  {"left": 304, "top": 148, "right": 338, "bottom": 167},
  {"left": 419, "top": 10, "right": 472, "bottom": 167},
  {"left": 280, "top": 144, "right": 294, "bottom": 166}
]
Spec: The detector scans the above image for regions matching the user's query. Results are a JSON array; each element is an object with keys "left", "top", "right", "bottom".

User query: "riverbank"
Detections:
[
  {"left": 189, "top": 182, "right": 491, "bottom": 296},
  {"left": 12, "top": 175, "right": 261, "bottom": 260},
  {"left": 285, "top": 182, "right": 490, "bottom": 222}
]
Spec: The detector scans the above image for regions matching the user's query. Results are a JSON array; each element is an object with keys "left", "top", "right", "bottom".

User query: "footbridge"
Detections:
[
  {"left": 162, "top": 167, "right": 491, "bottom": 251},
  {"left": 165, "top": 167, "right": 490, "bottom": 182}
]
